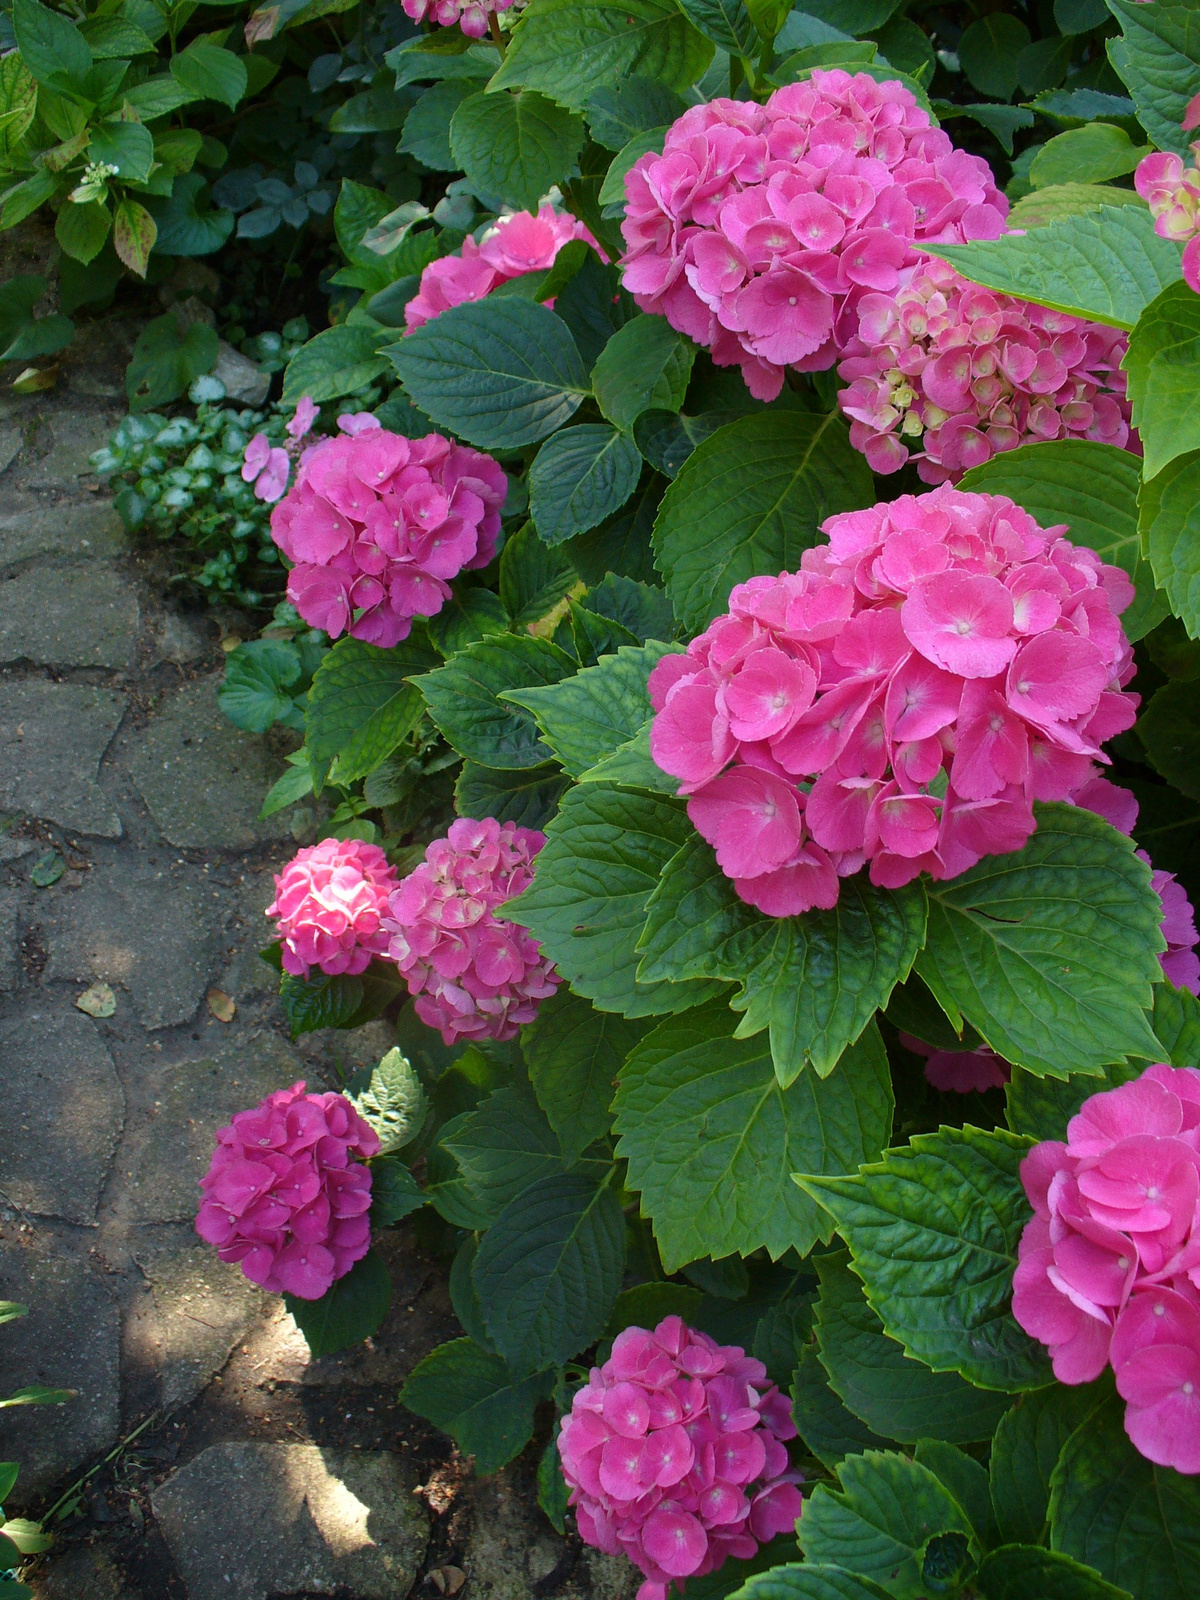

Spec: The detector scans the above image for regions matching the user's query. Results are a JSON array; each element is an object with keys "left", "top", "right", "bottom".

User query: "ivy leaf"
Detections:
[
  {"left": 975, "top": 1546, "right": 1132, "bottom": 1600},
  {"left": 592, "top": 313, "right": 696, "bottom": 431},
  {"left": 990, "top": 1382, "right": 1114, "bottom": 1550},
  {"left": 1049, "top": 1394, "right": 1200, "bottom": 1597},
  {"left": 473, "top": 1172, "right": 626, "bottom": 1376},
  {"left": 813, "top": 1251, "right": 1011, "bottom": 1446},
  {"left": 1107, "top": 0, "right": 1200, "bottom": 159},
  {"left": 285, "top": 1249, "right": 391, "bottom": 1359},
  {"left": 916, "top": 804, "right": 1165, "bottom": 1080},
  {"left": 1123, "top": 281, "right": 1200, "bottom": 479},
  {"left": 415, "top": 633, "right": 576, "bottom": 769},
  {"left": 504, "top": 641, "right": 678, "bottom": 777},
  {"left": 522, "top": 988, "right": 650, "bottom": 1163},
  {"left": 613, "top": 1001, "right": 893, "bottom": 1272},
  {"left": 653, "top": 411, "right": 874, "bottom": 634},
  {"left": 958, "top": 439, "right": 1166, "bottom": 642},
  {"left": 528, "top": 423, "right": 643, "bottom": 544},
  {"left": 399, "top": 1337, "right": 551, "bottom": 1474},
  {"left": 490, "top": 0, "right": 715, "bottom": 110},
  {"left": 349, "top": 1048, "right": 428, "bottom": 1156},
  {"left": 638, "top": 835, "right": 926, "bottom": 1081},
  {"left": 449, "top": 89, "right": 584, "bottom": 211},
  {"left": 305, "top": 634, "right": 438, "bottom": 787},
  {"left": 929, "top": 206, "right": 1181, "bottom": 331},
  {"left": 798, "top": 1450, "right": 975, "bottom": 1600},
  {"left": 499, "top": 783, "right": 729, "bottom": 1016},
  {"left": 798, "top": 1124, "right": 1052, "bottom": 1393}
]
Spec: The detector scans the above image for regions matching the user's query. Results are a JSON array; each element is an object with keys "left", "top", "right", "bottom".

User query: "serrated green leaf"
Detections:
[
  {"left": 537, "top": 1435, "right": 571, "bottom": 1534},
  {"left": 369, "top": 1156, "right": 427, "bottom": 1227},
  {"left": 814, "top": 1251, "right": 1011, "bottom": 1446},
  {"left": 928, "top": 206, "right": 1182, "bottom": 331},
  {"left": 585, "top": 76, "right": 688, "bottom": 150},
  {"left": 499, "top": 519, "right": 579, "bottom": 628},
  {"left": 568, "top": 599, "right": 640, "bottom": 666},
  {"left": 305, "top": 634, "right": 437, "bottom": 786},
  {"left": 415, "top": 632, "right": 576, "bottom": 768},
  {"left": 638, "top": 836, "right": 926, "bottom": 1081},
  {"left": 799, "top": 1450, "right": 975, "bottom": 1600},
  {"left": 593, "top": 314, "right": 696, "bottom": 432},
  {"left": 614, "top": 1002, "right": 893, "bottom": 1272},
  {"left": 217, "top": 640, "right": 303, "bottom": 734},
  {"left": 653, "top": 411, "right": 874, "bottom": 634},
  {"left": 990, "top": 1382, "right": 1115, "bottom": 1550},
  {"left": 399, "top": 1337, "right": 550, "bottom": 1473},
  {"left": 522, "top": 988, "right": 649, "bottom": 1163},
  {"left": 1124, "top": 281, "right": 1200, "bottom": 479},
  {"left": 279, "top": 966, "right": 403, "bottom": 1040},
  {"left": 792, "top": 1344, "right": 891, "bottom": 1471},
  {"left": 473, "top": 1172, "right": 626, "bottom": 1375},
  {"left": 1030, "top": 125, "right": 1148, "bottom": 189},
  {"left": 285, "top": 1249, "right": 392, "bottom": 1359},
  {"left": 427, "top": 586, "right": 509, "bottom": 659},
  {"left": 449, "top": 89, "right": 584, "bottom": 211},
  {"left": 1006, "top": 183, "right": 1146, "bottom": 230},
  {"left": 350, "top": 1048, "right": 427, "bottom": 1156},
  {"left": 916, "top": 804, "right": 1165, "bottom": 1079},
  {"left": 798, "top": 1124, "right": 1052, "bottom": 1393},
  {"left": 442, "top": 1086, "right": 568, "bottom": 1216},
  {"left": 729, "top": 1566, "right": 892, "bottom": 1599},
  {"left": 976, "top": 1546, "right": 1131, "bottom": 1600},
  {"left": 501, "top": 784, "right": 729, "bottom": 1015},
  {"left": 579, "top": 719, "right": 678, "bottom": 793},
  {"left": 281, "top": 324, "right": 390, "bottom": 405},
  {"left": 914, "top": 1439, "right": 995, "bottom": 1547},
  {"left": 455, "top": 760, "right": 570, "bottom": 829},
  {"left": 1004, "top": 1059, "right": 1144, "bottom": 1144},
  {"left": 1107, "top": 0, "right": 1200, "bottom": 159},
  {"left": 1140, "top": 446, "right": 1200, "bottom": 639},
  {"left": 528, "top": 423, "right": 643, "bottom": 543}
]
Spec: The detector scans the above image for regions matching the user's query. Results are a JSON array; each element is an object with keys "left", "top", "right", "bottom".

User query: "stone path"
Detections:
[{"left": 0, "top": 305, "right": 634, "bottom": 1599}]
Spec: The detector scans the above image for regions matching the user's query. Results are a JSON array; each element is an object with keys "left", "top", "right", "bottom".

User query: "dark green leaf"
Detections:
[
  {"left": 976, "top": 1546, "right": 1131, "bottom": 1600},
  {"left": 280, "top": 966, "right": 403, "bottom": 1039},
  {"left": 125, "top": 314, "right": 217, "bottom": 412},
  {"left": 1124, "top": 281, "right": 1200, "bottom": 479},
  {"left": 369, "top": 1157, "right": 426, "bottom": 1227},
  {"left": 427, "top": 586, "right": 509, "bottom": 658},
  {"left": 285, "top": 1249, "right": 391, "bottom": 1359},
  {"left": 585, "top": 76, "right": 688, "bottom": 150},
  {"left": 593, "top": 314, "right": 696, "bottom": 432},
  {"left": 89, "top": 120, "right": 154, "bottom": 183},
  {"left": 169, "top": 40, "right": 247, "bottom": 110},
  {"left": 398, "top": 79, "right": 478, "bottom": 172},
  {"left": 305, "top": 634, "right": 438, "bottom": 786},
  {"left": 958, "top": 14, "right": 1031, "bottom": 100},
  {"left": 914, "top": 1439, "right": 995, "bottom": 1547},
  {"left": 566, "top": 467, "right": 663, "bottom": 585},
  {"left": 12, "top": 0, "right": 91, "bottom": 89},
  {"left": 399, "top": 1337, "right": 550, "bottom": 1473},
  {"left": 989, "top": 1382, "right": 1115, "bottom": 1549},
  {"left": 281, "top": 325, "right": 390, "bottom": 405},
  {"left": 499, "top": 519, "right": 580, "bottom": 628},
  {"left": 443, "top": 1086, "right": 567, "bottom": 1216},
  {"left": 1140, "top": 447, "right": 1200, "bottom": 640},
  {"left": 142, "top": 173, "right": 234, "bottom": 257},
  {"left": 1004, "top": 1059, "right": 1144, "bottom": 1144},
  {"left": 528, "top": 423, "right": 643, "bottom": 544},
  {"left": 635, "top": 409, "right": 741, "bottom": 479},
  {"left": 415, "top": 633, "right": 576, "bottom": 768},
  {"left": 450, "top": 89, "right": 584, "bottom": 211},
  {"left": 523, "top": 988, "right": 649, "bottom": 1163},
  {"left": 729, "top": 1568, "right": 891, "bottom": 1599},
  {"left": 1137, "top": 681, "right": 1200, "bottom": 800},
  {"left": 455, "top": 761, "right": 570, "bottom": 829},
  {"left": 606, "top": 1281, "right": 705, "bottom": 1336},
  {"left": 585, "top": 572, "right": 673, "bottom": 642},
  {"left": 538, "top": 1436, "right": 571, "bottom": 1534},
  {"left": 217, "top": 640, "right": 302, "bottom": 734},
  {"left": 505, "top": 641, "right": 677, "bottom": 777}
]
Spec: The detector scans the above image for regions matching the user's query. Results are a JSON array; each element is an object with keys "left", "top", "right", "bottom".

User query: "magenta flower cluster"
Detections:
[
  {"left": 269, "top": 418, "right": 506, "bottom": 647},
  {"left": 195, "top": 1081, "right": 378, "bottom": 1300},
  {"left": 837, "top": 257, "right": 1133, "bottom": 481},
  {"left": 1013, "top": 1065, "right": 1200, "bottom": 1475},
  {"left": 401, "top": 0, "right": 515, "bottom": 38},
  {"left": 649, "top": 486, "right": 1137, "bottom": 917},
  {"left": 405, "top": 206, "right": 600, "bottom": 331},
  {"left": 620, "top": 69, "right": 1007, "bottom": 402},
  {"left": 266, "top": 837, "right": 398, "bottom": 979},
  {"left": 1135, "top": 94, "right": 1200, "bottom": 295},
  {"left": 557, "top": 1317, "right": 803, "bottom": 1600},
  {"left": 382, "top": 817, "right": 560, "bottom": 1044}
]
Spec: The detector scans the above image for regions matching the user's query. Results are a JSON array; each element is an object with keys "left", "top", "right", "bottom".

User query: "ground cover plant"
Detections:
[{"left": 10, "top": 0, "right": 1200, "bottom": 1596}]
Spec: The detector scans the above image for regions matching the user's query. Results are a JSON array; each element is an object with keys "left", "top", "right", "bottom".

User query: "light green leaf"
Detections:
[
  {"left": 415, "top": 633, "right": 576, "bottom": 769},
  {"left": 593, "top": 313, "right": 696, "bottom": 432},
  {"left": 450, "top": 89, "right": 584, "bottom": 211},
  {"left": 399, "top": 1337, "right": 550, "bottom": 1473},
  {"left": 89, "top": 120, "right": 154, "bottom": 183},
  {"left": 958, "top": 439, "right": 1167, "bottom": 641},
  {"left": 490, "top": 0, "right": 715, "bottom": 112},
  {"left": 915, "top": 804, "right": 1165, "bottom": 1079},
  {"left": 281, "top": 324, "right": 390, "bottom": 404},
  {"left": 169, "top": 41, "right": 247, "bottom": 111},
  {"left": 797, "top": 1124, "right": 1052, "bottom": 1393},
  {"left": 653, "top": 411, "right": 874, "bottom": 634},
  {"left": 528, "top": 423, "right": 643, "bottom": 543},
  {"left": 579, "top": 719, "right": 679, "bottom": 793},
  {"left": 1030, "top": 125, "right": 1148, "bottom": 189},
  {"left": 55, "top": 202, "right": 109, "bottom": 273},
  {"left": 305, "top": 634, "right": 438, "bottom": 786},
  {"left": 385, "top": 299, "right": 590, "bottom": 450},
  {"left": 350, "top": 1048, "right": 427, "bottom": 1156},
  {"left": 613, "top": 1002, "right": 893, "bottom": 1272},
  {"left": 598, "top": 126, "right": 667, "bottom": 212},
  {"left": 1140, "top": 447, "right": 1200, "bottom": 638},
  {"left": 638, "top": 835, "right": 926, "bottom": 1081},
  {"left": 217, "top": 639, "right": 302, "bottom": 734},
  {"left": 929, "top": 205, "right": 1182, "bottom": 331},
  {"left": 523, "top": 989, "right": 648, "bottom": 1163},
  {"left": 1007, "top": 183, "right": 1146, "bottom": 230},
  {"left": 1107, "top": 0, "right": 1200, "bottom": 159},
  {"left": 1124, "top": 281, "right": 1200, "bottom": 479},
  {"left": 284, "top": 1249, "right": 392, "bottom": 1358}
]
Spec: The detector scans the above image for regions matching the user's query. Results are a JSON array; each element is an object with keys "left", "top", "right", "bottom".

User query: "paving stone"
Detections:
[
  {"left": 0, "top": 1009, "right": 123, "bottom": 1223},
  {"left": 0, "top": 680, "right": 125, "bottom": 837},
  {"left": 0, "top": 1241, "right": 120, "bottom": 1502},
  {"left": 0, "top": 493, "right": 125, "bottom": 567},
  {"left": 41, "top": 855, "right": 222, "bottom": 1030},
  {"left": 32, "top": 1541, "right": 135, "bottom": 1600},
  {"left": 0, "top": 835, "right": 34, "bottom": 861},
  {"left": 24, "top": 411, "right": 121, "bottom": 486},
  {"left": 152, "top": 1443, "right": 429, "bottom": 1600},
  {"left": 458, "top": 1474, "right": 638, "bottom": 1600},
  {"left": 125, "top": 1245, "right": 265, "bottom": 1414},
  {"left": 0, "top": 562, "right": 140, "bottom": 669},
  {"left": 150, "top": 608, "right": 211, "bottom": 666},
  {"left": 125, "top": 678, "right": 290, "bottom": 851},
  {"left": 0, "top": 883, "right": 19, "bottom": 988},
  {"left": 125, "top": 1029, "right": 302, "bottom": 1222},
  {"left": 0, "top": 426, "right": 21, "bottom": 476}
]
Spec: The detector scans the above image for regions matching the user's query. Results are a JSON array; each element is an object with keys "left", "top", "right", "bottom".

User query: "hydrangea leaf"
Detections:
[
  {"left": 498, "top": 519, "right": 579, "bottom": 629},
  {"left": 813, "top": 1250, "right": 1011, "bottom": 1446},
  {"left": 503, "top": 641, "right": 679, "bottom": 777},
  {"left": 1138, "top": 680, "right": 1200, "bottom": 800},
  {"left": 914, "top": 1440, "right": 995, "bottom": 1548},
  {"left": 638, "top": 834, "right": 926, "bottom": 1081},
  {"left": 915, "top": 804, "right": 1165, "bottom": 1080},
  {"left": 449, "top": 89, "right": 584, "bottom": 212},
  {"left": 1049, "top": 1394, "right": 1200, "bottom": 1597},
  {"left": 1139, "top": 446, "right": 1200, "bottom": 638},
  {"left": 928, "top": 205, "right": 1182, "bottom": 331},
  {"left": 674, "top": 0, "right": 758, "bottom": 56},
  {"left": 726, "top": 1565, "right": 893, "bottom": 1599},
  {"left": 489, "top": 0, "right": 715, "bottom": 111},
  {"left": 399, "top": 1337, "right": 552, "bottom": 1474},
  {"left": 1149, "top": 979, "right": 1200, "bottom": 1065},
  {"left": 792, "top": 1344, "right": 891, "bottom": 1471},
  {"left": 384, "top": 299, "right": 590, "bottom": 450},
  {"left": 579, "top": 719, "right": 679, "bottom": 793},
  {"left": 798, "top": 1450, "right": 975, "bottom": 1600},
  {"left": 440, "top": 1086, "right": 569, "bottom": 1220},
  {"left": 348, "top": 1047, "right": 428, "bottom": 1156},
  {"left": 284, "top": 1249, "right": 392, "bottom": 1360},
  {"left": 1004, "top": 1060, "right": 1144, "bottom": 1144},
  {"left": 958, "top": 439, "right": 1167, "bottom": 642},
  {"left": 585, "top": 573, "right": 674, "bottom": 642},
  {"left": 613, "top": 1001, "right": 893, "bottom": 1272},
  {"left": 797, "top": 1124, "right": 1053, "bottom": 1393},
  {"left": 1123, "top": 282, "right": 1200, "bottom": 479},
  {"left": 522, "top": 989, "right": 650, "bottom": 1163},
  {"left": 499, "top": 782, "right": 728, "bottom": 1016},
  {"left": 305, "top": 634, "right": 439, "bottom": 787},
  {"left": 592, "top": 313, "right": 696, "bottom": 432},
  {"left": 975, "top": 1546, "right": 1132, "bottom": 1600},
  {"left": 280, "top": 324, "right": 391, "bottom": 405},
  {"left": 369, "top": 1157, "right": 427, "bottom": 1227},
  {"left": 1107, "top": 0, "right": 1200, "bottom": 159},
  {"left": 1006, "top": 182, "right": 1145, "bottom": 230},
  {"left": 990, "top": 1383, "right": 1115, "bottom": 1550},
  {"left": 454, "top": 760, "right": 570, "bottom": 830},
  {"left": 585, "top": 77, "right": 688, "bottom": 151},
  {"left": 1028, "top": 124, "right": 1148, "bottom": 189},
  {"left": 414, "top": 633, "right": 576, "bottom": 769},
  {"left": 653, "top": 411, "right": 875, "bottom": 634},
  {"left": 527, "top": 423, "right": 643, "bottom": 543},
  {"left": 472, "top": 1171, "right": 626, "bottom": 1376}
]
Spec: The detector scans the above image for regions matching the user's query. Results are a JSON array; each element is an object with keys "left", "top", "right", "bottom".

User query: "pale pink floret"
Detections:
[
  {"left": 270, "top": 426, "right": 506, "bottom": 644},
  {"left": 400, "top": 0, "right": 514, "bottom": 37},
  {"left": 837, "top": 257, "right": 1135, "bottom": 481},
  {"left": 266, "top": 837, "right": 398, "bottom": 979},
  {"left": 620, "top": 70, "right": 1008, "bottom": 401},
  {"left": 558, "top": 1316, "right": 803, "bottom": 1596},
  {"left": 1012, "top": 1063, "right": 1200, "bottom": 1473},
  {"left": 241, "top": 396, "right": 321, "bottom": 505},
  {"left": 196, "top": 1080, "right": 379, "bottom": 1300},
  {"left": 899, "top": 1033, "right": 1010, "bottom": 1093},
  {"left": 1137, "top": 135, "right": 1200, "bottom": 294},
  {"left": 382, "top": 817, "right": 560, "bottom": 1044},
  {"left": 649, "top": 485, "right": 1138, "bottom": 916}
]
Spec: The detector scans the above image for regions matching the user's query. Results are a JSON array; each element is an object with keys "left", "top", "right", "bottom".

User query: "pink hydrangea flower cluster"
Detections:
[
  {"left": 401, "top": 0, "right": 515, "bottom": 38},
  {"left": 900, "top": 1034, "right": 1011, "bottom": 1093},
  {"left": 620, "top": 69, "right": 1007, "bottom": 402},
  {"left": 558, "top": 1317, "right": 803, "bottom": 1600},
  {"left": 1013, "top": 1065, "right": 1200, "bottom": 1474},
  {"left": 267, "top": 837, "right": 398, "bottom": 979},
  {"left": 242, "top": 395, "right": 320, "bottom": 504},
  {"left": 649, "top": 486, "right": 1137, "bottom": 917},
  {"left": 837, "top": 257, "right": 1133, "bottom": 481},
  {"left": 1135, "top": 93, "right": 1200, "bottom": 295},
  {"left": 405, "top": 206, "right": 601, "bottom": 331},
  {"left": 196, "top": 1081, "right": 379, "bottom": 1300},
  {"left": 383, "top": 817, "right": 560, "bottom": 1044},
  {"left": 269, "top": 418, "right": 506, "bottom": 647}
]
